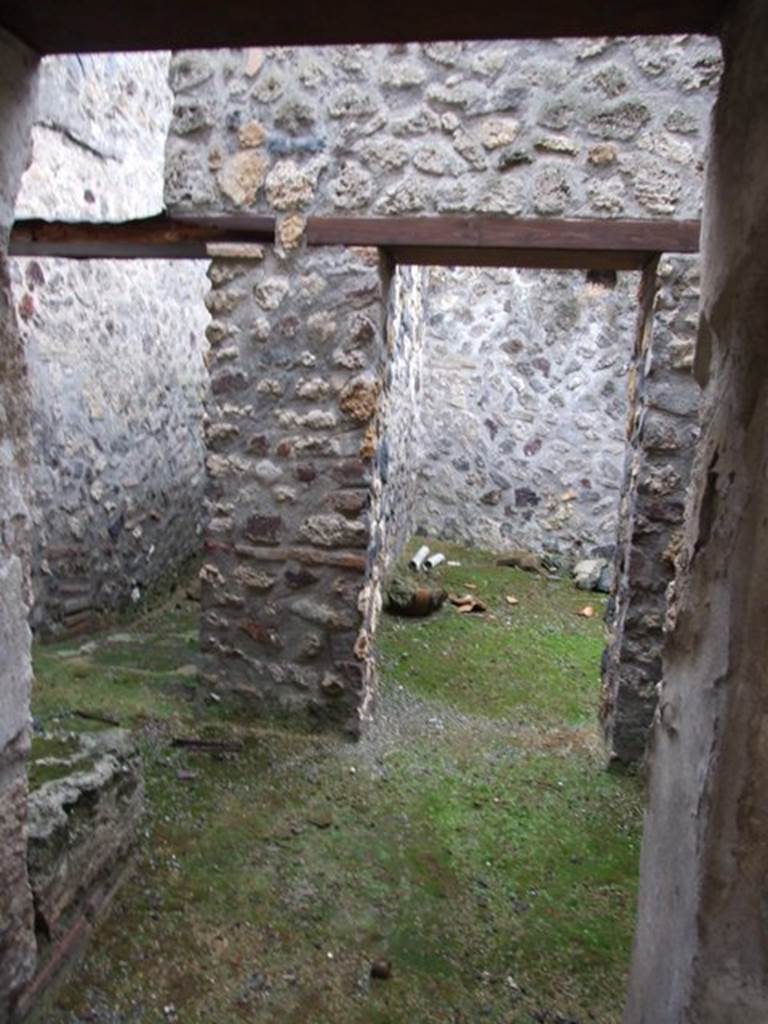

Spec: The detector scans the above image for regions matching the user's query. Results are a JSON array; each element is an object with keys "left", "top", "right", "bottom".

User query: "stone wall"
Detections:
[
  {"left": 0, "top": 27, "right": 38, "bottom": 1024},
  {"left": 166, "top": 37, "right": 719, "bottom": 221},
  {"left": 16, "top": 730, "right": 144, "bottom": 1020},
  {"left": 601, "top": 255, "right": 701, "bottom": 765},
  {"left": 199, "top": 245, "right": 385, "bottom": 734},
  {"left": 415, "top": 266, "right": 637, "bottom": 557},
  {"left": 166, "top": 37, "right": 719, "bottom": 731},
  {"left": 626, "top": 1, "right": 768, "bottom": 1017},
  {"left": 377, "top": 264, "right": 427, "bottom": 569},
  {"left": 11, "top": 53, "right": 210, "bottom": 636}
]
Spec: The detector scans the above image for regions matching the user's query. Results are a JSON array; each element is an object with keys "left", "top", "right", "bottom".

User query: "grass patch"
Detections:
[
  {"left": 30, "top": 546, "right": 642, "bottom": 1024},
  {"left": 378, "top": 538, "right": 608, "bottom": 726}
]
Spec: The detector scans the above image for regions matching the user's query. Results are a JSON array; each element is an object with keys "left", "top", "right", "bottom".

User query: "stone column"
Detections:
[
  {"left": 199, "top": 243, "right": 386, "bottom": 735},
  {"left": 625, "top": 0, "right": 768, "bottom": 1018},
  {"left": 0, "top": 28, "right": 38, "bottom": 1024},
  {"left": 601, "top": 255, "right": 701, "bottom": 766}
]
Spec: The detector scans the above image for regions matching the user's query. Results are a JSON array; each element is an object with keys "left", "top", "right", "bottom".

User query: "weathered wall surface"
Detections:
[
  {"left": 625, "top": 1, "right": 768, "bottom": 1019},
  {"left": 199, "top": 246, "right": 384, "bottom": 733},
  {"left": 415, "top": 266, "right": 637, "bottom": 557},
  {"left": 0, "top": 27, "right": 38, "bottom": 1024},
  {"left": 17, "top": 730, "right": 144, "bottom": 1020},
  {"left": 166, "top": 36, "right": 718, "bottom": 730},
  {"left": 601, "top": 255, "right": 701, "bottom": 766},
  {"left": 11, "top": 54, "right": 210, "bottom": 635},
  {"left": 166, "top": 37, "right": 719, "bottom": 221},
  {"left": 377, "top": 264, "right": 427, "bottom": 569}
]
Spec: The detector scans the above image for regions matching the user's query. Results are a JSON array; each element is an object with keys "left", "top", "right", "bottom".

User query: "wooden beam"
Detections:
[
  {"left": 9, "top": 214, "right": 275, "bottom": 259},
  {"left": 306, "top": 216, "right": 701, "bottom": 256},
  {"left": 0, "top": 0, "right": 729, "bottom": 55},
  {"left": 388, "top": 246, "right": 655, "bottom": 271},
  {"left": 10, "top": 214, "right": 699, "bottom": 269}
]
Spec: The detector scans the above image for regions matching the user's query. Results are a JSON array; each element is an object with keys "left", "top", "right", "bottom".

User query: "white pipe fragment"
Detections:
[
  {"left": 425, "top": 552, "right": 446, "bottom": 570},
  {"left": 409, "top": 545, "right": 431, "bottom": 572}
]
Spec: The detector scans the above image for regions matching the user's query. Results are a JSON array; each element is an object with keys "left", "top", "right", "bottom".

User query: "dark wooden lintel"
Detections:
[
  {"left": 387, "top": 246, "right": 655, "bottom": 271},
  {"left": 9, "top": 213, "right": 275, "bottom": 260},
  {"left": 10, "top": 214, "right": 699, "bottom": 270},
  {"left": 0, "top": 0, "right": 728, "bottom": 56},
  {"left": 306, "top": 216, "right": 701, "bottom": 257}
]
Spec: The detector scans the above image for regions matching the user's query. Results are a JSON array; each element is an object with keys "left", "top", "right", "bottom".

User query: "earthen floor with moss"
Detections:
[{"left": 29, "top": 541, "right": 643, "bottom": 1024}]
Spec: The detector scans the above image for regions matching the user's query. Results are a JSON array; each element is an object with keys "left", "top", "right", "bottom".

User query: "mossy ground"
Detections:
[{"left": 30, "top": 540, "right": 643, "bottom": 1024}]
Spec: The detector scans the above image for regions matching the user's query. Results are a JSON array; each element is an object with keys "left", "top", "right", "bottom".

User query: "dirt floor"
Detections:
[{"left": 29, "top": 540, "right": 644, "bottom": 1024}]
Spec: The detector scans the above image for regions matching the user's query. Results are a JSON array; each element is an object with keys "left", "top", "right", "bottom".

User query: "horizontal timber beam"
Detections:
[
  {"left": 10, "top": 214, "right": 700, "bottom": 270},
  {"left": 9, "top": 214, "right": 275, "bottom": 260},
  {"left": 0, "top": 0, "right": 729, "bottom": 55},
  {"left": 388, "top": 247, "right": 656, "bottom": 271},
  {"left": 306, "top": 216, "right": 701, "bottom": 255}
]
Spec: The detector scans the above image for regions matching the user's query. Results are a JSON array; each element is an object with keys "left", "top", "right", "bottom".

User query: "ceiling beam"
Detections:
[{"left": 0, "top": 0, "right": 729, "bottom": 55}]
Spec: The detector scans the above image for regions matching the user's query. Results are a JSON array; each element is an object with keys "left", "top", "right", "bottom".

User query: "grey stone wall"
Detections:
[
  {"left": 199, "top": 245, "right": 384, "bottom": 734},
  {"left": 11, "top": 54, "right": 210, "bottom": 635},
  {"left": 166, "top": 37, "right": 719, "bottom": 221},
  {"left": 601, "top": 255, "right": 701, "bottom": 765},
  {"left": 166, "top": 37, "right": 718, "bottom": 731},
  {"left": 415, "top": 266, "right": 637, "bottom": 558},
  {"left": 0, "top": 27, "right": 38, "bottom": 1024}
]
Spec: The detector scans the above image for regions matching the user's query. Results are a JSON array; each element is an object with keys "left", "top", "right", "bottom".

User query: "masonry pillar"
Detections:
[
  {"left": 625, "top": 0, "right": 768, "bottom": 1018},
  {"left": 0, "top": 28, "right": 38, "bottom": 1024},
  {"left": 199, "top": 243, "right": 387, "bottom": 734},
  {"left": 601, "top": 255, "right": 701, "bottom": 765}
]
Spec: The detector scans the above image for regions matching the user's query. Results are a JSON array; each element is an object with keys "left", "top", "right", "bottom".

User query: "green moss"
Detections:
[
  {"left": 30, "top": 548, "right": 642, "bottom": 1024},
  {"left": 27, "top": 734, "right": 98, "bottom": 791},
  {"left": 377, "top": 538, "right": 608, "bottom": 725}
]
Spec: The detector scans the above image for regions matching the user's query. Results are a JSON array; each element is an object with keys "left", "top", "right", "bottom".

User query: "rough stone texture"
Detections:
[
  {"left": 0, "top": 27, "right": 39, "bottom": 1023},
  {"left": 15, "top": 54, "right": 173, "bottom": 223},
  {"left": 9, "top": 54, "right": 210, "bottom": 635},
  {"left": 11, "top": 255, "right": 210, "bottom": 636},
  {"left": 601, "top": 256, "right": 701, "bottom": 765},
  {"left": 165, "top": 37, "right": 720, "bottom": 221},
  {"left": 625, "top": 2, "right": 768, "bottom": 1019},
  {"left": 415, "top": 266, "right": 637, "bottom": 559},
  {"left": 198, "top": 246, "right": 385, "bottom": 733},
  {"left": 166, "top": 38, "right": 719, "bottom": 735},
  {"left": 16, "top": 729, "right": 143, "bottom": 1018},
  {"left": 377, "top": 265, "right": 427, "bottom": 571}
]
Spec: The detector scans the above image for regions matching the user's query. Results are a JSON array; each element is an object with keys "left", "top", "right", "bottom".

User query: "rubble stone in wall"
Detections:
[
  {"left": 11, "top": 53, "right": 211, "bottom": 634},
  {"left": 15, "top": 729, "right": 143, "bottom": 1018},
  {"left": 601, "top": 255, "right": 702, "bottom": 765},
  {"left": 10, "top": 255, "right": 210, "bottom": 636},
  {"left": 165, "top": 37, "right": 720, "bottom": 221},
  {"left": 414, "top": 266, "right": 637, "bottom": 559},
  {"left": 165, "top": 38, "right": 718, "bottom": 736},
  {"left": 198, "top": 246, "right": 387, "bottom": 734}
]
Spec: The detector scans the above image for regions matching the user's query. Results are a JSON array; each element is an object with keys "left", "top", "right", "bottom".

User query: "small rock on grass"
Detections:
[
  {"left": 576, "top": 605, "right": 596, "bottom": 618},
  {"left": 370, "top": 958, "right": 392, "bottom": 980}
]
